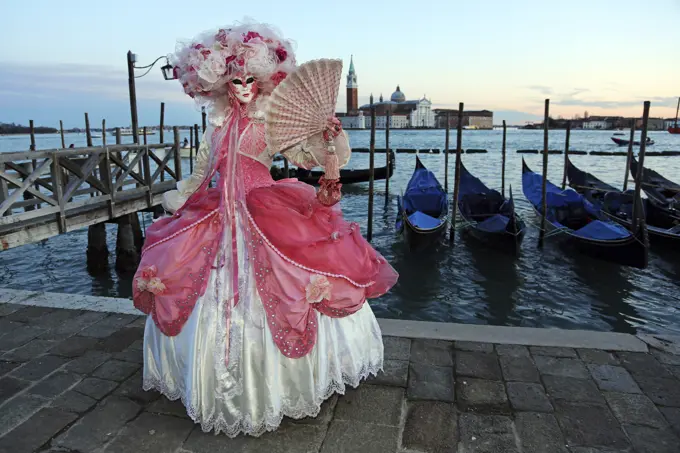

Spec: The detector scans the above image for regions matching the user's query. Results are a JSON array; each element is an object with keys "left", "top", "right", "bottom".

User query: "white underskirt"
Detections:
[{"left": 142, "top": 237, "right": 385, "bottom": 437}]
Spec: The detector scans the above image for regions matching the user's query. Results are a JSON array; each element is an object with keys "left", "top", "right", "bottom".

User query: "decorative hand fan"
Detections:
[{"left": 265, "top": 58, "right": 350, "bottom": 206}]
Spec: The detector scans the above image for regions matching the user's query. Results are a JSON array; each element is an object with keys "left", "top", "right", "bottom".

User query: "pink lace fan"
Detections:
[{"left": 265, "top": 59, "right": 351, "bottom": 172}]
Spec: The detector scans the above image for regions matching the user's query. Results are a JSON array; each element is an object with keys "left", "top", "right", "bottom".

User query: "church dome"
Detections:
[{"left": 390, "top": 85, "right": 405, "bottom": 103}]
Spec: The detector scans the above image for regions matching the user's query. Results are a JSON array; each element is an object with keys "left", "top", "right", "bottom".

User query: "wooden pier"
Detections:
[{"left": 0, "top": 128, "right": 183, "bottom": 269}]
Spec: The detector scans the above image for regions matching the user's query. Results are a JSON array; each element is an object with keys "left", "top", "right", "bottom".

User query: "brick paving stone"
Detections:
[
  {"left": 114, "top": 371, "right": 161, "bottom": 405},
  {"left": 0, "top": 407, "right": 78, "bottom": 453},
  {"left": 92, "top": 359, "right": 140, "bottom": 382},
  {"left": 568, "top": 447, "right": 634, "bottom": 453},
  {"left": 455, "top": 341, "right": 494, "bottom": 353},
  {"left": 6, "top": 306, "right": 55, "bottom": 322},
  {"left": 50, "top": 336, "right": 101, "bottom": 358},
  {"left": 0, "top": 325, "right": 45, "bottom": 350},
  {"left": 499, "top": 355, "right": 540, "bottom": 382},
  {"left": 534, "top": 356, "right": 590, "bottom": 379},
  {"left": 128, "top": 339, "right": 144, "bottom": 351},
  {"left": 51, "top": 390, "right": 98, "bottom": 414},
  {"left": 407, "top": 363, "right": 454, "bottom": 402},
  {"left": 0, "top": 303, "right": 23, "bottom": 317},
  {"left": 38, "top": 311, "right": 107, "bottom": 341},
  {"left": 63, "top": 350, "right": 112, "bottom": 374},
  {"left": 554, "top": 401, "right": 629, "bottom": 449},
  {"left": 31, "top": 309, "right": 83, "bottom": 331},
  {"left": 457, "top": 413, "right": 519, "bottom": 453},
  {"left": 577, "top": 349, "right": 620, "bottom": 365},
  {"left": 78, "top": 314, "right": 139, "bottom": 338},
  {"left": 495, "top": 344, "right": 530, "bottom": 358},
  {"left": 669, "top": 366, "right": 680, "bottom": 380},
  {"left": 616, "top": 352, "right": 673, "bottom": 379},
  {"left": 530, "top": 346, "right": 577, "bottom": 358},
  {"left": 97, "top": 327, "right": 144, "bottom": 353},
  {"left": 635, "top": 376, "right": 680, "bottom": 407},
  {"left": 146, "top": 396, "right": 191, "bottom": 419},
  {"left": 27, "top": 371, "right": 82, "bottom": 398},
  {"left": 383, "top": 336, "right": 411, "bottom": 361},
  {"left": 53, "top": 396, "right": 141, "bottom": 452},
  {"left": 0, "top": 360, "right": 21, "bottom": 377},
  {"left": 402, "top": 401, "right": 456, "bottom": 453},
  {"left": 334, "top": 385, "right": 403, "bottom": 426},
  {"left": 622, "top": 425, "right": 680, "bottom": 453},
  {"left": 72, "top": 377, "right": 118, "bottom": 400},
  {"left": 9, "top": 355, "right": 68, "bottom": 381},
  {"left": 455, "top": 351, "right": 502, "bottom": 380},
  {"left": 102, "top": 412, "right": 194, "bottom": 453},
  {"left": 603, "top": 392, "right": 668, "bottom": 429},
  {"left": 0, "top": 376, "right": 29, "bottom": 404},
  {"left": 515, "top": 412, "right": 568, "bottom": 453},
  {"left": 650, "top": 349, "right": 680, "bottom": 366},
  {"left": 2, "top": 339, "right": 57, "bottom": 362},
  {"left": 321, "top": 420, "right": 399, "bottom": 453},
  {"left": 184, "top": 420, "right": 328, "bottom": 453},
  {"left": 0, "top": 319, "right": 25, "bottom": 337},
  {"left": 411, "top": 339, "right": 454, "bottom": 366},
  {"left": 457, "top": 378, "right": 509, "bottom": 414},
  {"left": 112, "top": 347, "right": 143, "bottom": 364},
  {"left": 291, "top": 394, "right": 338, "bottom": 426},
  {"left": 659, "top": 407, "right": 680, "bottom": 436},
  {"left": 366, "top": 359, "right": 408, "bottom": 387},
  {"left": 507, "top": 382, "right": 553, "bottom": 412},
  {"left": 0, "top": 393, "right": 47, "bottom": 436},
  {"left": 587, "top": 365, "right": 641, "bottom": 394},
  {"left": 543, "top": 375, "right": 605, "bottom": 405}
]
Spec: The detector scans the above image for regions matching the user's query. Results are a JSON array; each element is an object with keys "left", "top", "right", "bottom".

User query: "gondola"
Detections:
[
  {"left": 630, "top": 156, "right": 680, "bottom": 206},
  {"left": 611, "top": 137, "right": 655, "bottom": 146},
  {"left": 396, "top": 156, "right": 448, "bottom": 251},
  {"left": 457, "top": 160, "right": 526, "bottom": 254},
  {"left": 522, "top": 159, "right": 648, "bottom": 268},
  {"left": 270, "top": 150, "right": 395, "bottom": 185},
  {"left": 567, "top": 158, "right": 680, "bottom": 251}
]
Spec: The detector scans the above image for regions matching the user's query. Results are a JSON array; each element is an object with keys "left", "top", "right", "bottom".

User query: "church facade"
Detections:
[{"left": 336, "top": 57, "right": 435, "bottom": 129}]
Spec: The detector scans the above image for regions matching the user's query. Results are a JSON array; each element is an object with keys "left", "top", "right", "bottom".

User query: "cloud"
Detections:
[{"left": 526, "top": 85, "right": 554, "bottom": 96}]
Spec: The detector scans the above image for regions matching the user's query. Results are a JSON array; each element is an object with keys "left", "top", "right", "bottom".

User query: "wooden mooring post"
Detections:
[
  {"left": 59, "top": 120, "right": 66, "bottom": 149},
  {"left": 538, "top": 99, "right": 550, "bottom": 248},
  {"left": 444, "top": 111, "right": 450, "bottom": 192},
  {"left": 561, "top": 120, "right": 571, "bottom": 190},
  {"left": 385, "top": 108, "right": 391, "bottom": 198},
  {"left": 449, "top": 103, "right": 464, "bottom": 245},
  {"left": 367, "top": 98, "right": 376, "bottom": 242},
  {"left": 501, "top": 120, "right": 507, "bottom": 197},
  {"left": 623, "top": 121, "right": 636, "bottom": 191},
  {"left": 631, "top": 101, "right": 651, "bottom": 234},
  {"left": 159, "top": 103, "right": 165, "bottom": 182}
]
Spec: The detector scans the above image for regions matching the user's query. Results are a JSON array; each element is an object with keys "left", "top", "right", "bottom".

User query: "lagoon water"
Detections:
[{"left": 1, "top": 128, "right": 679, "bottom": 336}]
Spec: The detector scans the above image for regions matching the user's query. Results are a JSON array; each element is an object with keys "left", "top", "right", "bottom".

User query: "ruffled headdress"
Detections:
[{"left": 169, "top": 18, "right": 297, "bottom": 124}]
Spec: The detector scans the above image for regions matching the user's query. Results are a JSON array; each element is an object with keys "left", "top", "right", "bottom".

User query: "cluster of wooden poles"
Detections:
[{"left": 360, "top": 99, "right": 655, "bottom": 247}]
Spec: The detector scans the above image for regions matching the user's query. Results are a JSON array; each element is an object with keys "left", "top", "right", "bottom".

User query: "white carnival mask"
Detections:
[{"left": 230, "top": 75, "right": 257, "bottom": 104}]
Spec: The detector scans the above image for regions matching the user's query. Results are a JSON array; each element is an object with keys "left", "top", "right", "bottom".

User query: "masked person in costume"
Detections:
[{"left": 132, "top": 19, "right": 398, "bottom": 437}]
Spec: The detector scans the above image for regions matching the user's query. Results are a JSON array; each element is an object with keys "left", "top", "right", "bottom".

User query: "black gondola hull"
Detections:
[{"left": 402, "top": 212, "right": 448, "bottom": 252}]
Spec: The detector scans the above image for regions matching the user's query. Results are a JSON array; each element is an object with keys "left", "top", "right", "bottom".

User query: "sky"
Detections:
[{"left": 1, "top": 0, "right": 679, "bottom": 128}]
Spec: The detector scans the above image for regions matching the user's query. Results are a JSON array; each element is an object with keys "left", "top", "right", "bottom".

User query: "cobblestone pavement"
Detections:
[{"left": 1, "top": 303, "right": 680, "bottom": 453}]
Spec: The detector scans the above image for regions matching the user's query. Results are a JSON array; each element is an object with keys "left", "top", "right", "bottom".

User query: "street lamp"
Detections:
[{"left": 127, "top": 51, "right": 177, "bottom": 144}]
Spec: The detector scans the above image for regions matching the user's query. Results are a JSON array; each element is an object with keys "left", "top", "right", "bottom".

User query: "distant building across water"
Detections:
[{"left": 336, "top": 56, "right": 435, "bottom": 129}]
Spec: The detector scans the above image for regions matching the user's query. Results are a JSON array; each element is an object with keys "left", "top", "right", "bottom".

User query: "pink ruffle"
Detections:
[
  {"left": 245, "top": 179, "right": 398, "bottom": 357},
  {"left": 133, "top": 188, "right": 223, "bottom": 336}
]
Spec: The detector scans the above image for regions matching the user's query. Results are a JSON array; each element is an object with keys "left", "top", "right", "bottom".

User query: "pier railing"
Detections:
[{"left": 0, "top": 129, "right": 182, "bottom": 250}]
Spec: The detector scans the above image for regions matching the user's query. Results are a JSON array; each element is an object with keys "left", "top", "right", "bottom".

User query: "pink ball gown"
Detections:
[{"left": 132, "top": 106, "right": 398, "bottom": 437}]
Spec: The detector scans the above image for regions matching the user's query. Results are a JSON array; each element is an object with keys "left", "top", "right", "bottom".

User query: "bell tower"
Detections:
[{"left": 346, "top": 55, "right": 358, "bottom": 115}]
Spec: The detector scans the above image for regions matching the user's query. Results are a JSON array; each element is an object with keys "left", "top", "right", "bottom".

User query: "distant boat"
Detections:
[
  {"left": 110, "top": 128, "right": 156, "bottom": 136},
  {"left": 669, "top": 97, "right": 680, "bottom": 134},
  {"left": 611, "top": 137, "right": 654, "bottom": 146},
  {"left": 612, "top": 132, "right": 625, "bottom": 136}
]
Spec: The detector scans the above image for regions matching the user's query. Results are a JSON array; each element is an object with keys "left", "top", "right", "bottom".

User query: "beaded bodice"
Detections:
[{"left": 236, "top": 117, "right": 275, "bottom": 192}]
